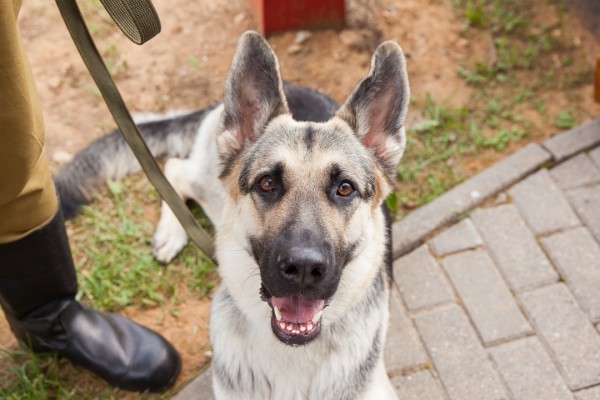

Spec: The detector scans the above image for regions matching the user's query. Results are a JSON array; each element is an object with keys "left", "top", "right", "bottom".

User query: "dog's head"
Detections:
[{"left": 216, "top": 31, "right": 409, "bottom": 346}]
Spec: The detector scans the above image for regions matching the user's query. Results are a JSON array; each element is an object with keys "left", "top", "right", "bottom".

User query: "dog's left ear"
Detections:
[
  {"left": 220, "top": 31, "right": 289, "bottom": 157},
  {"left": 336, "top": 41, "right": 410, "bottom": 181}
]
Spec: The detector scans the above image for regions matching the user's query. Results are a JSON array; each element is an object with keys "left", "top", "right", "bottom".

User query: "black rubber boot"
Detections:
[{"left": 0, "top": 210, "right": 181, "bottom": 392}]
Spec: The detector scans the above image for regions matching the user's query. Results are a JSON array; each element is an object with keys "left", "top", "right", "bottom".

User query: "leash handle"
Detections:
[
  {"left": 55, "top": 0, "right": 216, "bottom": 262},
  {"left": 97, "top": 0, "right": 161, "bottom": 44}
]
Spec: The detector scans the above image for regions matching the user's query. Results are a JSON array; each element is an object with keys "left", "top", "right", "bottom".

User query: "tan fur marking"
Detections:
[
  {"left": 225, "top": 161, "right": 242, "bottom": 203},
  {"left": 372, "top": 167, "right": 391, "bottom": 211}
]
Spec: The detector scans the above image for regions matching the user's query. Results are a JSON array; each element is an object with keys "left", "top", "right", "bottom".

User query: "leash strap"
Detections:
[{"left": 55, "top": 0, "right": 216, "bottom": 261}]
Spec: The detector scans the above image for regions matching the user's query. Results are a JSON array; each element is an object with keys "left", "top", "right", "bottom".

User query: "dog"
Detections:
[{"left": 56, "top": 31, "right": 409, "bottom": 399}]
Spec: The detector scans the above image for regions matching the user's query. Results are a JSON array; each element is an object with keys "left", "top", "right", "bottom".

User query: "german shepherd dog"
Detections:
[{"left": 56, "top": 31, "right": 409, "bottom": 399}]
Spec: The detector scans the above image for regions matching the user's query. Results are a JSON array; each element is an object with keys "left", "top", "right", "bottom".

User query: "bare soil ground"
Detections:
[{"left": 1, "top": 0, "right": 599, "bottom": 398}]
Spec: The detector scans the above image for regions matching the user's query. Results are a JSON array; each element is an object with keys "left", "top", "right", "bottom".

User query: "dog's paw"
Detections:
[{"left": 152, "top": 218, "right": 188, "bottom": 264}]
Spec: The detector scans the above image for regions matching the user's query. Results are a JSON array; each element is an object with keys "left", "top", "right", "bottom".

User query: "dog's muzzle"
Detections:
[{"left": 256, "top": 237, "right": 339, "bottom": 345}]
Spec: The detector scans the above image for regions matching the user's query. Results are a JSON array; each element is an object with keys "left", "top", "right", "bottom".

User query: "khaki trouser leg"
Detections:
[{"left": 0, "top": 0, "right": 58, "bottom": 244}]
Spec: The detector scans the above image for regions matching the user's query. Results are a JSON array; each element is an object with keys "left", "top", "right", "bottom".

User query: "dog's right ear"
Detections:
[{"left": 220, "top": 31, "right": 289, "bottom": 158}]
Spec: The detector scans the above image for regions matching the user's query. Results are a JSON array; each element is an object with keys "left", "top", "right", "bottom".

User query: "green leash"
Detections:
[{"left": 55, "top": 0, "right": 216, "bottom": 262}]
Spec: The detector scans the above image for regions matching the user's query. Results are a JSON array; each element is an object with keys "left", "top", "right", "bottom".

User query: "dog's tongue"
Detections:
[{"left": 271, "top": 295, "right": 325, "bottom": 323}]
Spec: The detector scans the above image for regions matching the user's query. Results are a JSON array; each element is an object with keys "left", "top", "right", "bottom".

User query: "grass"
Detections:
[
  {"left": 0, "top": 347, "right": 155, "bottom": 399},
  {"left": 70, "top": 177, "right": 216, "bottom": 312},
  {"left": 392, "top": 93, "right": 531, "bottom": 214},
  {"left": 0, "top": 349, "right": 77, "bottom": 400},
  {"left": 453, "top": 0, "right": 581, "bottom": 90}
]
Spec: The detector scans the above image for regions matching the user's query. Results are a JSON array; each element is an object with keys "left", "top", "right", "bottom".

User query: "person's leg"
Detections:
[
  {"left": 0, "top": 1, "right": 181, "bottom": 392},
  {"left": 0, "top": 0, "right": 57, "bottom": 243}
]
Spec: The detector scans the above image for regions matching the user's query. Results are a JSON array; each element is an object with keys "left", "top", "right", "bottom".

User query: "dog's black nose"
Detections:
[{"left": 278, "top": 247, "right": 328, "bottom": 287}]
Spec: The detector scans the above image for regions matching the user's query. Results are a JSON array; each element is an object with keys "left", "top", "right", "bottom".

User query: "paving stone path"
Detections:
[{"left": 175, "top": 120, "right": 600, "bottom": 399}]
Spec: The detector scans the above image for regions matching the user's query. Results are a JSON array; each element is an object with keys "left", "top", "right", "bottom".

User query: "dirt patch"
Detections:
[{"left": 121, "top": 298, "right": 212, "bottom": 385}]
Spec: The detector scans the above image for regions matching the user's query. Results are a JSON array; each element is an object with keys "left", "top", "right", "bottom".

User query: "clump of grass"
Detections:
[
  {"left": 459, "top": 0, "right": 529, "bottom": 33},
  {"left": 554, "top": 110, "right": 577, "bottom": 129},
  {"left": 453, "top": 0, "right": 566, "bottom": 88},
  {"left": 391, "top": 93, "right": 530, "bottom": 215},
  {"left": 68, "top": 176, "right": 217, "bottom": 312},
  {"left": 0, "top": 348, "right": 77, "bottom": 400},
  {"left": 0, "top": 346, "right": 158, "bottom": 399}
]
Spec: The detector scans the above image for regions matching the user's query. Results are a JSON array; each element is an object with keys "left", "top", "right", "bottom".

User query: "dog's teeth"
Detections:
[
  {"left": 274, "top": 306, "right": 282, "bottom": 321},
  {"left": 300, "top": 325, "right": 306, "bottom": 332},
  {"left": 312, "top": 310, "right": 323, "bottom": 324},
  {"left": 279, "top": 322, "right": 286, "bottom": 329},
  {"left": 307, "top": 322, "right": 313, "bottom": 331},
  {"left": 286, "top": 324, "right": 293, "bottom": 331}
]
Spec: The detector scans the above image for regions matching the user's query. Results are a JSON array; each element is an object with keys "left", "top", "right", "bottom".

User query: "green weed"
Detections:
[
  {"left": 189, "top": 57, "right": 202, "bottom": 69},
  {"left": 69, "top": 177, "right": 216, "bottom": 312},
  {"left": 455, "top": 0, "right": 529, "bottom": 33},
  {"left": 454, "top": 0, "right": 561, "bottom": 87},
  {"left": 0, "top": 349, "right": 77, "bottom": 400},
  {"left": 554, "top": 110, "right": 577, "bottom": 129}
]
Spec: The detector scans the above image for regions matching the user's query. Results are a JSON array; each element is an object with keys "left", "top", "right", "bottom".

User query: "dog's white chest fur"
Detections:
[{"left": 210, "top": 283, "right": 396, "bottom": 400}]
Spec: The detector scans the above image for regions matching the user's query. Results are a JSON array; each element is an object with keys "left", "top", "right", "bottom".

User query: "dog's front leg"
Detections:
[
  {"left": 152, "top": 154, "right": 226, "bottom": 263},
  {"left": 152, "top": 157, "right": 194, "bottom": 263}
]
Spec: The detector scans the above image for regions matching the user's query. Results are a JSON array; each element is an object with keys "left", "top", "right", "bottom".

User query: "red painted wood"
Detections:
[
  {"left": 595, "top": 57, "right": 600, "bottom": 103},
  {"left": 250, "top": 0, "right": 345, "bottom": 35}
]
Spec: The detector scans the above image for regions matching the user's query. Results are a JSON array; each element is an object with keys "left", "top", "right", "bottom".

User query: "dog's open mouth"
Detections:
[{"left": 260, "top": 284, "right": 329, "bottom": 346}]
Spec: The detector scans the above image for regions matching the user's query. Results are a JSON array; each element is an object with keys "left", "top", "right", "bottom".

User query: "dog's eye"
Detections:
[
  {"left": 259, "top": 176, "right": 276, "bottom": 192},
  {"left": 337, "top": 181, "right": 354, "bottom": 197}
]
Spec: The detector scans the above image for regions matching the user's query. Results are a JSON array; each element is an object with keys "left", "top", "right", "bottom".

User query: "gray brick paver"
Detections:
[
  {"left": 384, "top": 290, "right": 429, "bottom": 374},
  {"left": 414, "top": 305, "right": 509, "bottom": 400},
  {"left": 541, "top": 227, "right": 600, "bottom": 323},
  {"left": 392, "top": 245, "right": 455, "bottom": 311},
  {"left": 590, "top": 146, "right": 600, "bottom": 169},
  {"left": 391, "top": 370, "right": 447, "bottom": 400},
  {"left": 509, "top": 169, "right": 580, "bottom": 235},
  {"left": 519, "top": 283, "right": 600, "bottom": 390},
  {"left": 567, "top": 184, "right": 600, "bottom": 244},
  {"left": 575, "top": 385, "right": 600, "bottom": 400},
  {"left": 429, "top": 218, "right": 483, "bottom": 256},
  {"left": 472, "top": 204, "right": 558, "bottom": 291},
  {"left": 173, "top": 367, "right": 214, "bottom": 400},
  {"left": 489, "top": 336, "right": 574, "bottom": 400},
  {"left": 550, "top": 153, "right": 600, "bottom": 190},
  {"left": 443, "top": 249, "right": 532, "bottom": 346},
  {"left": 543, "top": 119, "right": 600, "bottom": 161}
]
